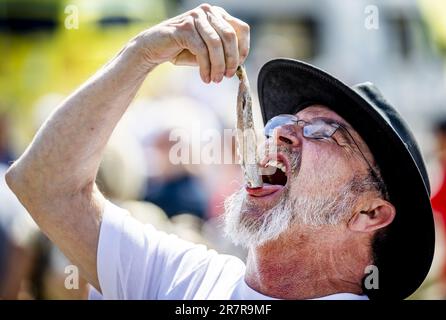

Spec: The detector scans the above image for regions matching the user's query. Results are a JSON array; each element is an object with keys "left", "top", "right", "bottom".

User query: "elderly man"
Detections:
[{"left": 6, "top": 4, "right": 434, "bottom": 300}]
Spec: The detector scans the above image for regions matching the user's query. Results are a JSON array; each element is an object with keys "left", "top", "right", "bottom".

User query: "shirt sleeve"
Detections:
[{"left": 97, "top": 200, "right": 221, "bottom": 300}]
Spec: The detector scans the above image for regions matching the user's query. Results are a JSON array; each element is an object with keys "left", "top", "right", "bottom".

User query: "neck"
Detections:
[{"left": 244, "top": 225, "right": 371, "bottom": 299}]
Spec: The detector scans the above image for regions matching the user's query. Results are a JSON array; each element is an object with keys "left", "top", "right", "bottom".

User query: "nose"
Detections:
[{"left": 272, "top": 124, "right": 301, "bottom": 148}]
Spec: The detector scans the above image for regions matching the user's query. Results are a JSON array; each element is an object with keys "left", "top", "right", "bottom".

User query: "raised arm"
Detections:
[{"left": 5, "top": 4, "right": 249, "bottom": 291}]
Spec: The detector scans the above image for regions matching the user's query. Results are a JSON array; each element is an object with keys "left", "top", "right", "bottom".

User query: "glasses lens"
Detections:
[
  {"left": 303, "top": 120, "right": 337, "bottom": 139},
  {"left": 264, "top": 115, "right": 297, "bottom": 137}
]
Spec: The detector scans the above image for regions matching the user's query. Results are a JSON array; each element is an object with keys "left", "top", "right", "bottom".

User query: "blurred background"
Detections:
[{"left": 1, "top": 0, "right": 446, "bottom": 299}]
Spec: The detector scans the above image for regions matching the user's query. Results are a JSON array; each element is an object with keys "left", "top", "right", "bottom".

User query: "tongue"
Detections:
[{"left": 246, "top": 183, "right": 283, "bottom": 197}]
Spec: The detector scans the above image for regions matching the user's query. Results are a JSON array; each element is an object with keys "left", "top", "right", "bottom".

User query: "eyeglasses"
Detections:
[{"left": 264, "top": 114, "right": 386, "bottom": 195}]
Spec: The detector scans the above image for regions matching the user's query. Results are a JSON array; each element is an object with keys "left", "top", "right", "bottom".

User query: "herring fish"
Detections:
[{"left": 235, "top": 65, "right": 263, "bottom": 188}]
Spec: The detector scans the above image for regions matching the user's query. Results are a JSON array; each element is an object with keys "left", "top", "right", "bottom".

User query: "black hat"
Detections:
[{"left": 257, "top": 58, "right": 435, "bottom": 300}]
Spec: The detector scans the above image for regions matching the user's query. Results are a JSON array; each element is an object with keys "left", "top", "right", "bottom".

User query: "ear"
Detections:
[{"left": 348, "top": 199, "right": 396, "bottom": 233}]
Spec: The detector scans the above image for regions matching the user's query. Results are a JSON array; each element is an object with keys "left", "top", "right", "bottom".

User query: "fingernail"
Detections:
[
  {"left": 213, "top": 74, "right": 223, "bottom": 83},
  {"left": 204, "top": 75, "right": 210, "bottom": 83},
  {"left": 225, "top": 68, "right": 236, "bottom": 77}
]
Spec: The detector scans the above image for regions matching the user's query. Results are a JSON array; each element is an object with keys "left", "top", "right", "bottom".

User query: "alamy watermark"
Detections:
[
  {"left": 64, "top": 264, "right": 79, "bottom": 290},
  {"left": 64, "top": 5, "right": 79, "bottom": 30},
  {"left": 364, "top": 5, "right": 379, "bottom": 30},
  {"left": 168, "top": 126, "right": 282, "bottom": 176},
  {"left": 364, "top": 265, "right": 379, "bottom": 289}
]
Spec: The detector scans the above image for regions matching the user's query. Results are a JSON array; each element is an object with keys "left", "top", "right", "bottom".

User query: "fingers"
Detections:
[
  {"left": 206, "top": 9, "right": 239, "bottom": 78},
  {"left": 175, "top": 16, "right": 212, "bottom": 83},
  {"left": 173, "top": 4, "right": 250, "bottom": 84},
  {"left": 194, "top": 4, "right": 250, "bottom": 82},
  {"left": 194, "top": 9, "right": 226, "bottom": 83},
  {"left": 212, "top": 6, "right": 250, "bottom": 65}
]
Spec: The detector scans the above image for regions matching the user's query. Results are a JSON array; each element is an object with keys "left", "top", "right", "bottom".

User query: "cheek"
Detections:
[{"left": 289, "top": 143, "right": 352, "bottom": 194}]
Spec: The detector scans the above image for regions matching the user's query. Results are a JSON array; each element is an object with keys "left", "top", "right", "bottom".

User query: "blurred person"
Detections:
[
  {"left": 142, "top": 129, "right": 209, "bottom": 220},
  {"left": 124, "top": 96, "right": 221, "bottom": 221},
  {"left": 5, "top": 4, "right": 435, "bottom": 300}
]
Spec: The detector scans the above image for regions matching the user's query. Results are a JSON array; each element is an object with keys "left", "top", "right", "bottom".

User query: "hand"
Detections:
[{"left": 136, "top": 3, "right": 250, "bottom": 84}]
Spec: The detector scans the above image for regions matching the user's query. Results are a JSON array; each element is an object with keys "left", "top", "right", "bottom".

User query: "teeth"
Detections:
[{"left": 265, "top": 160, "right": 286, "bottom": 173}]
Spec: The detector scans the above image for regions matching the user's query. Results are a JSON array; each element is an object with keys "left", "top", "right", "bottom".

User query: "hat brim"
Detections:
[{"left": 257, "top": 58, "right": 435, "bottom": 300}]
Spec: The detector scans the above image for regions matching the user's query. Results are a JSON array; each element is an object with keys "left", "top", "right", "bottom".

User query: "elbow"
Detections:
[
  {"left": 5, "top": 162, "right": 45, "bottom": 214},
  {"left": 5, "top": 162, "right": 38, "bottom": 207},
  {"left": 6, "top": 161, "right": 94, "bottom": 205},
  {"left": 5, "top": 163, "right": 26, "bottom": 198}
]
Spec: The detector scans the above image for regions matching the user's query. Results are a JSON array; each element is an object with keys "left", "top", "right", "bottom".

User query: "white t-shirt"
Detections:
[{"left": 95, "top": 200, "right": 369, "bottom": 300}]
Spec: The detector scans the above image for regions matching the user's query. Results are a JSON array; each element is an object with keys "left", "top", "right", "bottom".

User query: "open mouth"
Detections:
[
  {"left": 245, "top": 153, "right": 291, "bottom": 198},
  {"left": 262, "top": 159, "right": 288, "bottom": 186}
]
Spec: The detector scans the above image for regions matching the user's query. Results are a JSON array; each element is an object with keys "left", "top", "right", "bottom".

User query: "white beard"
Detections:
[
  {"left": 223, "top": 187, "right": 295, "bottom": 248},
  {"left": 223, "top": 174, "right": 361, "bottom": 249}
]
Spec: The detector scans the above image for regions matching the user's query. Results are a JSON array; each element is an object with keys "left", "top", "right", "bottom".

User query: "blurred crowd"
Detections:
[{"left": 1, "top": 0, "right": 446, "bottom": 299}]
